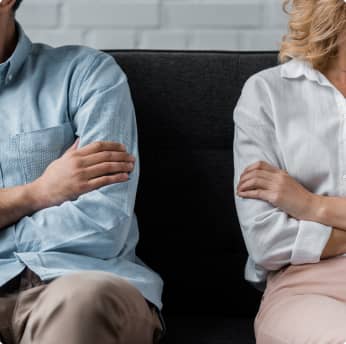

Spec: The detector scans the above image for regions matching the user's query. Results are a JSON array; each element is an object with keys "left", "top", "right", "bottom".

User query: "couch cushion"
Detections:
[
  {"left": 161, "top": 315, "right": 256, "bottom": 344},
  {"left": 108, "top": 50, "right": 279, "bottom": 317}
]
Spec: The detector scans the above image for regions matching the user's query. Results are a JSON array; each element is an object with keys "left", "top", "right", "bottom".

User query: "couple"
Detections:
[
  {"left": 4, "top": 0, "right": 346, "bottom": 343},
  {"left": 0, "top": 0, "right": 165, "bottom": 343}
]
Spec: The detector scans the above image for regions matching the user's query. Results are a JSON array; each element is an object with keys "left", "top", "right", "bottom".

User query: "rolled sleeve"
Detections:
[
  {"left": 291, "top": 220, "right": 332, "bottom": 265},
  {"left": 233, "top": 74, "right": 332, "bottom": 272}
]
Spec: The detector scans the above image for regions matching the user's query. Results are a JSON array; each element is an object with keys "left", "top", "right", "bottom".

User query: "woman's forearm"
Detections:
[
  {"left": 307, "top": 194, "right": 346, "bottom": 231},
  {"left": 321, "top": 226, "right": 346, "bottom": 259},
  {"left": 306, "top": 195, "right": 346, "bottom": 259}
]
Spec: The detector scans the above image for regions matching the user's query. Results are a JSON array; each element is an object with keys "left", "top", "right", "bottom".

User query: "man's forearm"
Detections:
[{"left": 0, "top": 181, "right": 46, "bottom": 230}]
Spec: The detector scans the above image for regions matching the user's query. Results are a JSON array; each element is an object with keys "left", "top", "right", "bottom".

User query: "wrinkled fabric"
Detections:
[
  {"left": 0, "top": 267, "right": 164, "bottom": 344},
  {"left": 233, "top": 57, "right": 345, "bottom": 293},
  {"left": 255, "top": 255, "right": 346, "bottom": 343},
  {"left": 0, "top": 19, "right": 163, "bottom": 312}
]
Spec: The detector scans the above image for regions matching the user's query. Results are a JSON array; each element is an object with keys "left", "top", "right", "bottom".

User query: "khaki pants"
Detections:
[{"left": 0, "top": 267, "right": 164, "bottom": 344}]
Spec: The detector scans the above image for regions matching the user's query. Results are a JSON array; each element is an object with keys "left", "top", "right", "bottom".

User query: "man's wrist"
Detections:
[{"left": 24, "top": 179, "right": 51, "bottom": 212}]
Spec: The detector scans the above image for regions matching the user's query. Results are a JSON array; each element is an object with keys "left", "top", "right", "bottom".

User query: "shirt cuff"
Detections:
[{"left": 291, "top": 220, "right": 333, "bottom": 265}]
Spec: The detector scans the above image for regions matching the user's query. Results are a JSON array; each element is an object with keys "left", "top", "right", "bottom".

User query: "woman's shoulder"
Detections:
[
  {"left": 246, "top": 59, "right": 297, "bottom": 85},
  {"left": 241, "top": 58, "right": 301, "bottom": 98}
]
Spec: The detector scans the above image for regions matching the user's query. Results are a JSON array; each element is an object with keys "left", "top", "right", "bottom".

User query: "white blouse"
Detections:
[{"left": 233, "top": 57, "right": 346, "bottom": 292}]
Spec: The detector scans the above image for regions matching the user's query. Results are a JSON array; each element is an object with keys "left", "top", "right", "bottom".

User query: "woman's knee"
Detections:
[{"left": 255, "top": 294, "right": 346, "bottom": 344}]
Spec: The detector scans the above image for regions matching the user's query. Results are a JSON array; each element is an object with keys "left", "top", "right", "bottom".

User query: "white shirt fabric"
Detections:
[{"left": 233, "top": 57, "right": 346, "bottom": 292}]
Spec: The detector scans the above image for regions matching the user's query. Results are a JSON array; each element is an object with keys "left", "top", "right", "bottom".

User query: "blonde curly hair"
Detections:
[{"left": 279, "top": 0, "right": 346, "bottom": 72}]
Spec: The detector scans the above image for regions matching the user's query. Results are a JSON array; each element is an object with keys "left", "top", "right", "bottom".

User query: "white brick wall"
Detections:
[{"left": 17, "top": 0, "right": 289, "bottom": 50}]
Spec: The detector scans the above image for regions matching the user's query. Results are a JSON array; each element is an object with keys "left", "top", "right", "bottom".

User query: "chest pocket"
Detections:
[{"left": 17, "top": 121, "right": 76, "bottom": 183}]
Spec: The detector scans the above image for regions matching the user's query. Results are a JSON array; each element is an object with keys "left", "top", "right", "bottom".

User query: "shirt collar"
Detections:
[
  {"left": 280, "top": 57, "right": 332, "bottom": 88},
  {"left": 0, "top": 19, "right": 32, "bottom": 86}
]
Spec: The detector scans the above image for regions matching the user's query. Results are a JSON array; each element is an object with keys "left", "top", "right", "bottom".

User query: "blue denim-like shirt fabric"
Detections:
[{"left": 0, "top": 20, "right": 164, "bottom": 311}]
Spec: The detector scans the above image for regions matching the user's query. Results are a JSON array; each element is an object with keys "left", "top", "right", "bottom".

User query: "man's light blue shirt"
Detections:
[{"left": 0, "top": 20, "right": 164, "bottom": 311}]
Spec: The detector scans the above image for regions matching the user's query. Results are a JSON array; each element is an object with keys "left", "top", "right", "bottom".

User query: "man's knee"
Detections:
[
  {"left": 40, "top": 270, "right": 147, "bottom": 315},
  {"left": 19, "top": 271, "right": 157, "bottom": 344}
]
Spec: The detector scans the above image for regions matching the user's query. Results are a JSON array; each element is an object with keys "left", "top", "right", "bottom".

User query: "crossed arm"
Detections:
[
  {"left": 233, "top": 75, "right": 346, "bottom": 271},
  {"left": 0, "top": 52, "right": 139, "bottom": 259},
  {"left": 236, "top": 159, "right": 346, "bottom": 260},
  {"left": 0, "top": 139, "right": 134, "bottom": 230},
  {"left": 0, "top": 183, "right": 43, "bottom": 229}
]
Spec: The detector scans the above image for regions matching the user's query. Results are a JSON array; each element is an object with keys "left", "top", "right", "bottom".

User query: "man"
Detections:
[{"left": 0, "top": 0, "right": 165, "bottom": 343}]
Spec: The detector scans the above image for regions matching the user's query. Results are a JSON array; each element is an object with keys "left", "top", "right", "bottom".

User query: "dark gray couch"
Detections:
[{"left": 104, "top": 50, "right": 280, "bottom": 344}]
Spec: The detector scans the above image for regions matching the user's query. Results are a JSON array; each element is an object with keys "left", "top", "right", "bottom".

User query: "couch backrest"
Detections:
[{"left": 107, "top": 50, "right": 279, "bottom": 317}]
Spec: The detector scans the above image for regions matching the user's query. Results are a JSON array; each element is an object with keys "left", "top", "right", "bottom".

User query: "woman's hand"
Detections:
[{"left": 236, "top": 160, "right": 317, "bottom": 221}]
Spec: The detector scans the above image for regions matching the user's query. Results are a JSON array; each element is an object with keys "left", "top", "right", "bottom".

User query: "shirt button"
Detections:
[{"left": 8, "top": 74, "right": 12, "bottom": 81}]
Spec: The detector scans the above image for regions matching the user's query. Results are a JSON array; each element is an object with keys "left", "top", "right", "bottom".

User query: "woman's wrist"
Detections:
[{"left": 301, "top": 193, "right": 327, "bottom": 224}]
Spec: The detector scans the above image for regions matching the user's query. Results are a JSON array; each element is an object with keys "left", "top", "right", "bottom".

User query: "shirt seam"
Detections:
[{"left": 71, "top": 52, "right": 105, "bottom": 113}]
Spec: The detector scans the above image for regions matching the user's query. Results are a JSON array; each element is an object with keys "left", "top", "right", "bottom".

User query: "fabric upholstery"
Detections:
[{"left": 105, "top": 50, "right": 280, "bottom": 343}]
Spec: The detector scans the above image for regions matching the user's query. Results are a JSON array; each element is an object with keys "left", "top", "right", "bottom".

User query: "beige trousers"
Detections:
[
  {"left": 254, "top": 255, "right": 346, "bottom": 344},
  {"left": 0, "top": 266, "right": 164, "bottom": 344}
]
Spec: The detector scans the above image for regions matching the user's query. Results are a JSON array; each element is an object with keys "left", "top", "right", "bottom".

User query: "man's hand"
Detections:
[
  {"left": 30, "top": 138, "right": 136, "bottom": 208},
  {"left": 236, "top": 160, "right": 318, "bottom": 221}
]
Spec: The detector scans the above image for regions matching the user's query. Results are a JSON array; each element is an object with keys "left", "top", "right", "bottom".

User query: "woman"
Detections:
[{"left": 234, "top": 0, "right": 346, "bottom": 342}]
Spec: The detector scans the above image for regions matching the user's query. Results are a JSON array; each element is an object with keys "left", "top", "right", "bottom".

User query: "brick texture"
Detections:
[{"left": 17, "top": 0, "right": 288, "bottom": 50}]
